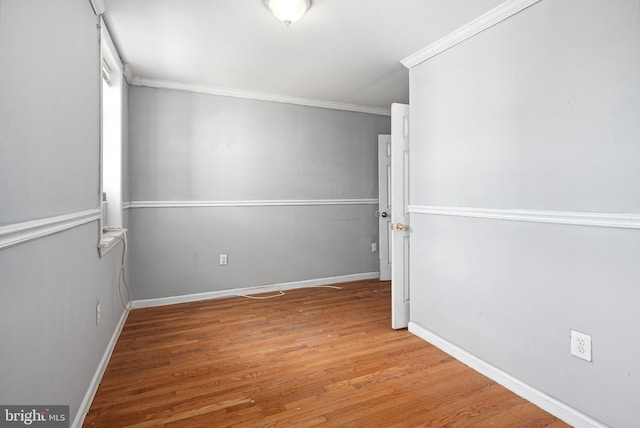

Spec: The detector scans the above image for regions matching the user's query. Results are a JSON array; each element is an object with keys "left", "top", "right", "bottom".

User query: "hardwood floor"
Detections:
[{"left": 84, "top": 280, "right": 569, "bottom": 427}]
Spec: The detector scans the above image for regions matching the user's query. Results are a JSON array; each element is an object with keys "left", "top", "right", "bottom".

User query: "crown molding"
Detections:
[
  {"left": 89, "top": 0, "right": 107, "bottom": 15},
  {"left": 125, "top": 76, "right": 392, "bottom": 116},
  {"left": 401, "top": 0, "right": 542, "bottom": 69},
  {"left": 128, "top": 199, "right": 378, "bottom": 209},
  {"left": 122, "top": 64, "right": 135, "bottom": 84},
  {"left": 408, "top": 205, "right": 640, "bottom": 230},
  {"left": 0, "top": 209, "right": 100, "bottom": 250}
]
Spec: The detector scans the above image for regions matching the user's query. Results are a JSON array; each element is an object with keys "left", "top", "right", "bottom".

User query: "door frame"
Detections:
[
  {"left": 377, "top": 134, "right": 392, "bottom": 281},
  {"left": 391, "top": 103, "right": 410, "bottom": 329}
]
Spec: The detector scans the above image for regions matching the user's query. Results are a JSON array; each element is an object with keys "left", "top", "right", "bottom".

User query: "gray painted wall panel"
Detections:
[
  {"left": 128, "top": 205, "right": 379, "bottom": 299},
  {"left": 409, "top": 0, "right": 640, "bottom": 426},
  {"left": 129, "top": 87, "right": 389, "bottom": 201},
  {"left": 0, "top": 224, "right": 127, "bottom": 419},
  {"left": 0, "top": 0, "right": 128, "bottom": 423},
  {"left": 410, "top": 0, "right": 640, "bottom": 213},
  {"left": 128, "top": 87, "right": 389, "bottom": 299},
  {"left": 0, "top": 0, "right": 100, "bottom": 225},
  {"left": 410, "top": 215, "right": 640, "bottom": 425}
]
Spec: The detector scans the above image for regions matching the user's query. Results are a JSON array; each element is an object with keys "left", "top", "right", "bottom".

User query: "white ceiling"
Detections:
[{"left": 103, "top": 0, "right": 504, "bottom": 112}]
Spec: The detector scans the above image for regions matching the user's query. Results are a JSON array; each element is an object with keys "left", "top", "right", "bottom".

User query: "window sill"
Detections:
[{"left": 98, "top": 228, "right": 126, "bottom": 258}]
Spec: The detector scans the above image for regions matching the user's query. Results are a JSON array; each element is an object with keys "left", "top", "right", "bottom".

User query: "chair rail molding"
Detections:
[
  {"left": 408, "top": 205, "right": 640, "bottom": 230},
  {"left": 128, "top": 199, "right": 379, "bottom": 208},
  {"left": 0, "top": 209, "right": 101, "bottom": 250}
]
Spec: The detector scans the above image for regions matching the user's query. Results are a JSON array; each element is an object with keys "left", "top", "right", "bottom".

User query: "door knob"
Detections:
[{"left": 395, "top": 223, "right": 406, "bottom": 231}]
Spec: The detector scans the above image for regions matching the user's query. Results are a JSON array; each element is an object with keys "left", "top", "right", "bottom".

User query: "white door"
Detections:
[
  {"left": 391, "top": 103, "right": 410, "bottom": 329},
  {"left": 377, "top": 135, "right": 392, "bottom": 281}
]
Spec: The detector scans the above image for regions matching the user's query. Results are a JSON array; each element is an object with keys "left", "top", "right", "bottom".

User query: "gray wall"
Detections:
[
  {"left": 0, "top": 0, "right": 128, "bottom": 424},
  {"left": 0, "top": 0, "right": 99, "bottom": 225},
  {"left": 409, "top": 1, "right": 640, "bottom": 427},
  {"left": 128, "top": 87, "right": 389, "bottom": 299}
]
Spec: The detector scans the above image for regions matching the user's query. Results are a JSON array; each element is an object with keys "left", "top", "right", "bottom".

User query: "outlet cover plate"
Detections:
[
  {"left": 96, "top": 301, "right": 101, "bottom": 326},
  {"left": 570, "top": 330, "right": 592, "bottom": 362}
]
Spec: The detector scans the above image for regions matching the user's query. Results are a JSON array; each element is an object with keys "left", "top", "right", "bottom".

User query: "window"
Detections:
[{"left": 99, "top": 19, "right": 124, "bottom": 255}]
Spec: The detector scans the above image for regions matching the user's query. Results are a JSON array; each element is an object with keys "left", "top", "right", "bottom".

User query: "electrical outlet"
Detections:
[
  {"left": 96, "top": 301, "right": 101, "bottom": 326},
  {"left": 570, "top": 330, "right": 592, "bottom": 362},
  {"left": 219, "top": 253, "right": 228, "bottom": 266},
  {"left": 371, "top": 243, "right": 378, "bottom": 252}
]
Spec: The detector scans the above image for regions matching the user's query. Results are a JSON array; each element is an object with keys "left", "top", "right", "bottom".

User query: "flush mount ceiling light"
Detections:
[{"left": 265, "top": 0, "right": 311, "bottom": 25}]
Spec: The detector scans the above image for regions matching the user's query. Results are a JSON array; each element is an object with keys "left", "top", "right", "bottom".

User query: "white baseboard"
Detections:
[
  {"left": 133, "top": 272, "right": 380, "bottom": 309},
  {"left": 72, "top": 309, "right": 129, "bottom": 428},
  {"left": 408, "top": 322, "right": 607, "bottom": 428},
  {"left": 70, "top": 273, "right": 378, "bottom": 426}
]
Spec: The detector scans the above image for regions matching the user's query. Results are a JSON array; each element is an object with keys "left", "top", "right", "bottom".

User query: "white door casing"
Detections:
[
  {"left": 391, "top": 103, "right": 410, "bottom": 329},
  {"left": 377, "top": 135, "right": 392, "bottom": 281}
]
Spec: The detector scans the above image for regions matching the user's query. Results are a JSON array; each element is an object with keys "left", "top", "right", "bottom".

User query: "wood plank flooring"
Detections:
[{"left": 84, "top": 280, "right": 569, "bottom": 427}]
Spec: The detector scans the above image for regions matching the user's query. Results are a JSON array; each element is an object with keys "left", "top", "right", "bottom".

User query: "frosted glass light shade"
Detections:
[{"left": 265, "top": 0, "right": 311, "bottom": 25}]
